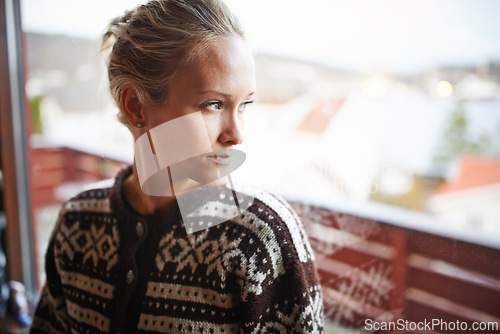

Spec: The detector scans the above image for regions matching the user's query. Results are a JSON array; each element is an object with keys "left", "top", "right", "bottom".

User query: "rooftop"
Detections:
[{"left": 435, "top": 155, "right": 500, "bottom": 195}]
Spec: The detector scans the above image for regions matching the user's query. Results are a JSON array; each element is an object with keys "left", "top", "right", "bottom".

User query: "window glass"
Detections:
[{"left": 22, "top": 0, "right": 500, "bottom": 331}]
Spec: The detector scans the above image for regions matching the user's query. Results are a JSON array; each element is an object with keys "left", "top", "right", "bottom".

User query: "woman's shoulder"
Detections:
[
  {"left": 227, "top": 181, "right": 315, "bottom": 264},
  {"left": 59, "top": 178, "right": 115, "bottom": 215}
]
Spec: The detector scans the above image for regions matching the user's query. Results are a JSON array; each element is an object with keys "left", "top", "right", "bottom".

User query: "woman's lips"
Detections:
[{"left": 206, "top": 154, "right": 231, "bottom": 165}]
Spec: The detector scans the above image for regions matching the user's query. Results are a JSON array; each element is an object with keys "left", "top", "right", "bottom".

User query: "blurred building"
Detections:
[{"left": 429, "top": 155, "right": 500, "bottom": 235}]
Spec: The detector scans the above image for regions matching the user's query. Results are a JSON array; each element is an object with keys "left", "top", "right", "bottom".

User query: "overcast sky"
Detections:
[{"left": 21, "top": 0, "right": 500, "bottom": 73}]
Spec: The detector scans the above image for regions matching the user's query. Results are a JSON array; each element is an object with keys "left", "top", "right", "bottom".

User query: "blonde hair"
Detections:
[{"left": 102, "top": 0, "right": 244, "bottom": 125}]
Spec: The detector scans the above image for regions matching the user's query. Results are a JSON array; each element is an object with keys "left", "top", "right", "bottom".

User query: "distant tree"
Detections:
[{"left": 433, "top": 100, "right": 498, "bottom": 174}]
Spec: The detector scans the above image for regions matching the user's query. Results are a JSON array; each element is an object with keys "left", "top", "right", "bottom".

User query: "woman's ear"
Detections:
[{"left": 120, "top": 86, "right": 145, "bottom": 128}]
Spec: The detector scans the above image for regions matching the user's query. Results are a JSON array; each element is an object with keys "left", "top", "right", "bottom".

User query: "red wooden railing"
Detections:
[
  {"left": 30, "top": 146, "right": 128, "bottom": 207},
  {"left": 290, "top": 201, "right": 500, "bottom": 333}
]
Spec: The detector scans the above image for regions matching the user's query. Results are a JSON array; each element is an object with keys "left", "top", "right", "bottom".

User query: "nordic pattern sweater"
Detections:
[{"left": 30, "top": 166, "right": 324, "bottom": 333}]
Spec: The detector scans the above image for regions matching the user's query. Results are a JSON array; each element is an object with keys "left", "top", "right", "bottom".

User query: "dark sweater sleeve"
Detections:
[
  {"left": 30, "top": 213, "right": 70, "bottom": 334},
  {"left": 240, "top": 196, "right": 324, "bottom": 333}
]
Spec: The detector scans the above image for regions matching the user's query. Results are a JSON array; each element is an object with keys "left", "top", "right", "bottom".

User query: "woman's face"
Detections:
[{"left": 142, "top": 35, "right": 256, "bottom": 190}]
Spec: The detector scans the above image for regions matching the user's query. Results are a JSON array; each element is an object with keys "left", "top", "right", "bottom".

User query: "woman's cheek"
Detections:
[{"left": 200, "top": 113, "right": 222, "bottom": 144}]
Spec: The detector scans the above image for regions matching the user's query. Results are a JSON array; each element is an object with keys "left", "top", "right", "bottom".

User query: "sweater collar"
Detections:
[{"left": 109, "top": 165, "right": 183, "bottom": 229}]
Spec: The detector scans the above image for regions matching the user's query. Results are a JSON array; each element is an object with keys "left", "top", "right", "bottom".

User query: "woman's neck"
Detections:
[{"left": 123, "top": 164, "right": 177, "bottom": 215}]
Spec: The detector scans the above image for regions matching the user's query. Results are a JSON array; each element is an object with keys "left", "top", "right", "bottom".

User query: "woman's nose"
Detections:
[{"left": 218, "top": 110, "right": 244, "bottom": 146}]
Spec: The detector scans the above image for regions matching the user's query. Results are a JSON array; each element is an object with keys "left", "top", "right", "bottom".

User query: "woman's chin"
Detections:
[
  {"left": 172, "top": 173, "right": 228, "bottom": 195},
  {"left": 186, "top": 168, "right": 229, "bottom": 187}
]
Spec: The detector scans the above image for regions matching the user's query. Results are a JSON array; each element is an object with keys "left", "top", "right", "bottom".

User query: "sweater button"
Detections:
[
  {"left": 126, "top": 270, "right": 135, "bottom": 284},
  {"left": 136, "top": 222, "right": 144, "bottom": 237}
]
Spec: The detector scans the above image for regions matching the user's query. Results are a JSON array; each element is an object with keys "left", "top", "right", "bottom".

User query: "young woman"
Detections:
[{"left": 30, "top": 1, "right": 324, "bottom": 333}]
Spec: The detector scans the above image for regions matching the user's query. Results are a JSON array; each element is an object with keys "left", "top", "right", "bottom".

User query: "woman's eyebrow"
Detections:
[
  {"left": 197, "top": 90, "right": 231, "bottom": 97},
  {"left": 197, "top": 90, "right": 256, "bottom": 98}
]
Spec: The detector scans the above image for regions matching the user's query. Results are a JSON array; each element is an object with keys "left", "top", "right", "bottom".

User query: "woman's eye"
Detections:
[
  {"left": 239, "top": 100, "right": 254, "bottom": 112},
  {"left": 205, "top": 101, "right": 223, "bottom": 111}
]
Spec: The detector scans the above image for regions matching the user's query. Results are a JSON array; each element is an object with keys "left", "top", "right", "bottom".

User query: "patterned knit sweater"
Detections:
[{"left": 31, "top": 166, "right": 324, "bottom": 333}]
